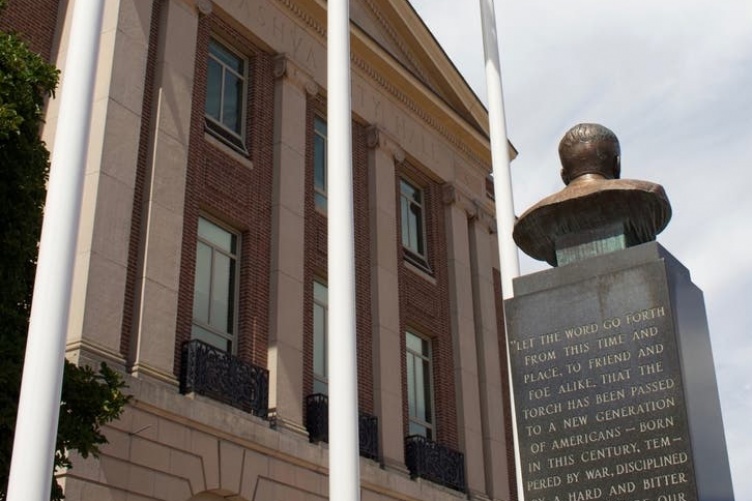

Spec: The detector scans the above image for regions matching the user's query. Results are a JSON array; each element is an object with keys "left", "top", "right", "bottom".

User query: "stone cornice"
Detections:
[{"left": 270, "top": 0, "right": 492, "bottom": 175}]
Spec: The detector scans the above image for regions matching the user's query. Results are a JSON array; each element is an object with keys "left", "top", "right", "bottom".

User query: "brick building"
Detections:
[{"left": 2, "top": 0, "right": 519, "bottom": 499}]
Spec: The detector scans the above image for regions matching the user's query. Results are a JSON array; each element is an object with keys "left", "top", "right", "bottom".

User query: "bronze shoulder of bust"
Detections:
[{"left": 513, "top": 123, "right": 671, "bottom": 266}]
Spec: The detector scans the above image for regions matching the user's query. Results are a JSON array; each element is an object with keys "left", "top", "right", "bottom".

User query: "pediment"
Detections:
[{"left": 350, "top": 0, "right": 488, "bottom": 134}]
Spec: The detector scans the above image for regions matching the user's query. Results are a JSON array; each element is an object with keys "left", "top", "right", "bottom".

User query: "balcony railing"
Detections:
[
  {"left": 405, "top": 435, "right": 466, "bottom": 493},
  {"left": 181, "top": 339, "right": 269, "bottom": 418},
  {"left": 305, "top": 393, "right": 379, "bottom": 461}
]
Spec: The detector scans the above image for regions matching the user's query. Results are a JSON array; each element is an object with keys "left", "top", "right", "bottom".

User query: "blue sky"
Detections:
[{"left": 409, "top": 0, "right": 752, "bottom": 498}]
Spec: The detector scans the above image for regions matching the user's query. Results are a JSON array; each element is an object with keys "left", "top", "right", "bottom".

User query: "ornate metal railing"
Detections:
[
  {"left": 404, "top": 435, "right": 466, "bottom": 493},
  {"left": 181, "top": 339, "right": 269, "bottom": 418},
  {"left": 305, "top": 393, "right": 379, "bottom": 461}
]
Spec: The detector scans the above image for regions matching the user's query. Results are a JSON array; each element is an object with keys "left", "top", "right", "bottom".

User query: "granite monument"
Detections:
[{"left": 505, "top": 124, "right": 734, "bottom": 501}]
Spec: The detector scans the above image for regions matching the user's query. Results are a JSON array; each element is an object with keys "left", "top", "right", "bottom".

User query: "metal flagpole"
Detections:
[
  {"left": 6, "top": 1, "right": 105, "bottom": 500},
  {"left": 478, "top": 1, "right": 525, "bottom": 500},
  {"left": 479, "top": 0, "right": 520, "bottom": 299},
  {"left": 327, "top": 0, "right": 361, "bottom": 500}
]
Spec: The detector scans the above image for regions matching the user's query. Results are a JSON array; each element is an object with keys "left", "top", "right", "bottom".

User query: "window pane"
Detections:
[
  {"left": 407, "top": 354, "right": 416, "bottom": 416},
  {"left": 406, "top": 331, "right": 433, "bottom": 439},
  {"left": 406, "top": 331, "right": 422, "bottom": 352},
  {"left": 193, "top": 242, "right": 212, "bottom": 324},
  {"left": 192, "top": 324, "right": 232, "bottom": 352},
  {"left": 313, "top": 302, "right": 326, "bottom": 379},
  {"left": 205, "top": 59, "right": 222, "bottom": 121},
  {"left": 313, "top": 281, "right": 328, "bottom": 393},
  {"left": 314, "top": 117, "right": 327, "bottom": 136},
  {"left": 409, "top": 421, "right": 428, "bottom": 438},
  {"left": 193, "top": 217, "right": 237, "bottom": 353},
  {"left": 210, "top": 40, "right": 243, "bottom": 73},
  {"left": 400, "top": 179, "right": 416, "bottom": 199},
  {"left": 198, "top": 218, "right": 234, "bottom": 252},
  {"left": 223, "top": 71, "right": 242, "bottom": 133},
  {"left": 401, "top": 196, "right": 410, "bottom": 247},
  {"left": 314, "top": 134, "right": 326, "bottom": 191},
  {"left": 211, "top": 253, "right": 232, "bottom": 332},
  {"left": 420, "top": 358, "right": 432, "bottom": 423}
]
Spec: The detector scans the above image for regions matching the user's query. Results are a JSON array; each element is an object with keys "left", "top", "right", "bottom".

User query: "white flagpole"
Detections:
[
  {"left": 327, "top": 0, "right": 361, "bottom": 500},
  {"left": 6, "top": 1, "right": 105, "bottom": 500},
  {"left": 478, "top": 1, "right": 525, "bottom": 500},
  {"left": 479, "top": 0, "right": 520, "bottom": 299}
]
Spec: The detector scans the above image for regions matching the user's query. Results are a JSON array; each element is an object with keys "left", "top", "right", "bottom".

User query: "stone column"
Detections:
[
  {"left": 442, "top": 183, "right": 487, "bottom": 498},
  {"left": 367, "top": 126, "right": 409, "bottom": 474},
  {"left": 266, "top": 55, "right": 318, "bottom": 436},
  {"left": 129, "top": 0, "right": 200, "bottom": 384},
  {"left": 470, "top": 208, "right": 513, "bottom": 501},
  {"left": 61, "top": 0, "right": 153, "bottom": 367}
]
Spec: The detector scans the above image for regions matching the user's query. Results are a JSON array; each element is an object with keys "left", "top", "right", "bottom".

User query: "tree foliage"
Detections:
[{"left": 0, "top": 2, "right": 130, "bottom": 498}]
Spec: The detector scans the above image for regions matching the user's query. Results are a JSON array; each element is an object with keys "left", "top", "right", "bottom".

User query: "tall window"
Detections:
[
  {"left": 400, "top": 179, "right": 426, "bottom": 261},
  {"left": 406, "top": 331, "right": 434, "bottom": 439},
  {"left": 312, "top": 280, "right": 328, "bottom": 394},
  {"left": 192, "top": 217, "right": 238, "bottom": 353},
  {"left": 205, "top": 39, "right": 246, "bottom": 147},
  {"left": 313, "top": 117, "right": 327, "bottom": 211}
]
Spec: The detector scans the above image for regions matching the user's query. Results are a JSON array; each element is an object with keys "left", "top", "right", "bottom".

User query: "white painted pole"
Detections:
[
  {"left": 6, "top": 1, "right": 105, "bottom": 500},
  {"left": 327, "top": 0, "right": 361, "bottom": 500},
  {"left": 478, "top": 2, "right": 525, "bottom": 500},
  {"left": 479, "top": 0, "right": 520, "bottom": 300}
]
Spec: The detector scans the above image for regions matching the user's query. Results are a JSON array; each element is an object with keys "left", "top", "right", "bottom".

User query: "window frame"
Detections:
[
  {"left": 313, "top": 115, "right": 328, "bottom": 213},
  {"left": 400, "top": 178, "right": 428, "bottom": 267},
  {"left": 405, "top": 330, "right": 435, "bottom": 440},
  {"left": 191, "top": 216, "right": 240, "bottom": 354},
  {"left": 204, "top": 37, "right": 248, "bottom": 152},
  {"left": 312, "top": 279, "right": 329, "bottom": 394}
]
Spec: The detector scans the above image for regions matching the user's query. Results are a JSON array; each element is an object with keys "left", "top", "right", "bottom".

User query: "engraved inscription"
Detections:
[{"left": 509, "top": 300, "right": 697, "bottom": 501}]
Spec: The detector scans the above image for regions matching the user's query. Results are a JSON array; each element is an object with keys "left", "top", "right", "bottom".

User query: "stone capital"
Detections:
[
  {"left": 273, "top": 54, "right": 319, "bottom": 96},
  {"left": 195, "top": 0, "right": 212, "bottom": 15},
  {"left": 366, "top": 125, "right": 405, "bottom": 163},
  {"left": 442, "top": 182, "right": 496, "bottom": 233}
]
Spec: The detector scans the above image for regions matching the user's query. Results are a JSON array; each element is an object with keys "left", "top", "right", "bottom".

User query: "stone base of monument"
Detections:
[{"left": 505, "top": 242, "right": 734, "bottom": 501}]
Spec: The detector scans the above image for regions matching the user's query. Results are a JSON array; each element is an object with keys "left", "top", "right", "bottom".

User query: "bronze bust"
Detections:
[{"left": 513, "top": 123, "right": 671, "bottom": 266}]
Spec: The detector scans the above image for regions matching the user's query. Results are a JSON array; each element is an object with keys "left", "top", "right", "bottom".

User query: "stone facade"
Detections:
[{"left": 1, "top": 0, "right": 518, "bottom": 499}]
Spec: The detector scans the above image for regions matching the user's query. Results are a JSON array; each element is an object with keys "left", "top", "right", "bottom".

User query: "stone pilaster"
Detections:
[
  {"left": 267, "top": 55, "right": 318, "bottom": 436},
  {"left": 367, "top": 126, "right": 409, "bottom": 474},
  {"left": 442, "top": 182, "right": 487, "bottom": 497},
  {"left": 64, "top": 0, "right": 154, "bottom": 367},
  {"left": 470, "top": 206, "right": 513, "bottom": 501},
  {"left": 129, "top": 0, "right": 200, "bottom": 384}
]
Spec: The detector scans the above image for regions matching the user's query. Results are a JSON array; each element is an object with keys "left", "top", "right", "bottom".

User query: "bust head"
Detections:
[{"left": 559, "top": 123, "right": 621, "bottom": 185}]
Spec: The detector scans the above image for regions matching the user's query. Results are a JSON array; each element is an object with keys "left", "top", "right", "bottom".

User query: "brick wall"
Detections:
[
  {"left": 173, "top": 13, "right": 274, "bottom": 374},
  {"left": 302, "top": 95, "right": 374, "bottom": 415},
  {"left": 397, "top": 163, "right": 458, "bottom": 450},
  {"left": 0, "top": 0, "right": 61, "bottom": 62}
]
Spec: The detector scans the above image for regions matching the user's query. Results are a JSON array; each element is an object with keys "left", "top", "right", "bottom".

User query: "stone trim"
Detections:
[
  {"left": 271, "top": 0, "right": 491, "bottom": 174},
  {"left": 195, "top": 0, "right": 213, "bottom": 15},
  {"left": 442, "top": 182, "right": 496, "bottom": 233},
  {"left": 273, "top": 54, "right": 320, "bottom": 95},
  {"left": 366, "top": 125, "right": 405, "bottom": 163}
]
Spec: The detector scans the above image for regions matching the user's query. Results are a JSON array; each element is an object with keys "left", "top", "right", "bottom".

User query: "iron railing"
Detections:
[
  {"left": 305, "top": 393, "right": 379, "bottom": 461},
  {"left": 181, "top": 339, "right": 269, "bottom": 418},
  {"left": 405, "top": 435, "right": 466, "bottom": 493}
]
